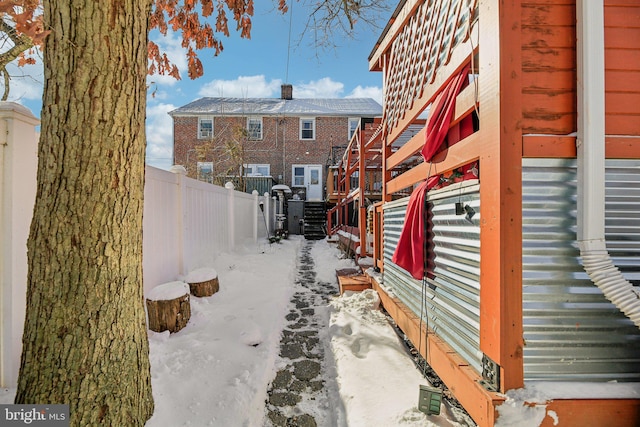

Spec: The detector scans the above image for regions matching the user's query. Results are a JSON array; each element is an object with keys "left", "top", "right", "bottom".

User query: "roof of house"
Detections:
[{"left": 169, "top": 97, "right": 383, "bottom": 117}]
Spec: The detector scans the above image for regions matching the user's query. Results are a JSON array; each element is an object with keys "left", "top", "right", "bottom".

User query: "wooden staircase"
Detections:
[{"left": 303, "top": 202, "right": 326, "bottom": 240}]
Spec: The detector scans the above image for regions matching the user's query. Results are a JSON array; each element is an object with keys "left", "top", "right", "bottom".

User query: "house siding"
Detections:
[{"left": 521, "top": 0, "right": 640, "bottom": 136}]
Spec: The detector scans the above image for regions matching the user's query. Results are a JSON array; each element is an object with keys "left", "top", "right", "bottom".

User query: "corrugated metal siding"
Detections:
[
  {"left": 383, "top": 182, "right": 483, "bottom": 374},
  {"left": 246, "top": 177, "right": 275, "bottom": 196},
  {"left": 522, "top": 158, "right": 640, "bottom": 381}
]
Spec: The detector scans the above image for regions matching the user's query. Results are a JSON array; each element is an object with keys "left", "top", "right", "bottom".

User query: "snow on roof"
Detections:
[{"left": 169, "top": 97, "right": 383, "bottom": 117}]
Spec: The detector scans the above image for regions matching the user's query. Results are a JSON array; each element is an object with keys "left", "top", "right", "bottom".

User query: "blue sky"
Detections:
[{"left": 5, "top": 2, "right": 391, "bottom": 170}]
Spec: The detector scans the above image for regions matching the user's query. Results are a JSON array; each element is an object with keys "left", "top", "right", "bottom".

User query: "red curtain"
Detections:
[
  {"left": 391, "top": 176, "right": 440, "bottom": 279},
  {"left": 392, "top": 66, "right": 470, "bottom": 280},
  {"left": 421, "top": 65, "right": 470, "bottom": 162}
]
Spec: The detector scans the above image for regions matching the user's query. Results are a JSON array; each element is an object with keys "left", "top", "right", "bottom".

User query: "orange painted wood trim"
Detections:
[
  {"left": 453, "top": 81, "right": 479, "bottom": 126},
  {"left": 368, "top": 0, "right": 423, "bottom": 71},
  {"left": 370, "top": 276, "right": 504, "bottom": 427},
  {"left": 338, "top": 275, "right": 371, "bottom": 295},
  {"left": 477, "top": 0, "right": 524, "bottom": 391},
  {"left": 387, "top": 83, "right": 479, "bottom": 171},
  {"left": 373, "top": 202, "right": 384, "bottom": 272},
  {"left": 382, "top": 121, "right": 392, "bottom": 203},
  {"left": 386, "top": 132, "right": 481, "bottom": 195},
  {"left": 387, "top": 127, "right": 425, "bottom": 170},
  {"left": 539, "top": 399, "right": 640, "bottom": 427},
  {"left": 522, "top": 135, "right": 577, "bottom": 158},
  {"left": 606, "top": 136, "right": 640, "bottom": 158},
  {"left": 358, "top": 136, "right": 368, "bottom": 255},
  {"left": 522, "top": 135, "right": 640, "bottom": 158}
]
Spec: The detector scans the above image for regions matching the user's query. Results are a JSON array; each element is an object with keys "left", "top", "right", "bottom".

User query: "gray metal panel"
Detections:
[
  {"left": 216, "top": 176, "right": 275, "bottom": 196},
  {"left": 170, "top": 97, "right": 383, "bottom": 117},
  {"left": 522, "top": 158, "right": 640, "bottom": 381},
  {"left": 245, "top": 176, "right": 275, "bottom": 196},
  {"left": 383, "top": 184, "right": 483, "bottom": 374},
  {"left": 287, "top": 200, "right": 305, "bottom": 235}
]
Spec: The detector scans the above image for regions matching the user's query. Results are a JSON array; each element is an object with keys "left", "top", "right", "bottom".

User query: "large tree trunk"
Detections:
[{"left": 15, "top": 1, "right": 155, "bottom": 425}]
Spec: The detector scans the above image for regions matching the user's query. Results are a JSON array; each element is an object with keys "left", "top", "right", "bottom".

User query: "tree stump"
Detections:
[
  {"left": 146, "top": 281, "right": 191, "bottom": 333},
  {"left": 184, "top": 267, "right": 219, "bottom": 297}
]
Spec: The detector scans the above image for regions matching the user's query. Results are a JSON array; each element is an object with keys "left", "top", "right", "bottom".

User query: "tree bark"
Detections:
[
  {"left": 15, "top": 1, "right": 155, "bottom": 425},
  {"left": 188, "top": 277, "right": 220, "bottom": 297},
  {"left": 146, "top": 294, "right": 191, "bottom": 333}
]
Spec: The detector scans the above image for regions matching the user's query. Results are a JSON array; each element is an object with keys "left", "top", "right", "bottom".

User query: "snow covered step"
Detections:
[{"left": 336, "top": 268, "right": 371, "bottom": 295}]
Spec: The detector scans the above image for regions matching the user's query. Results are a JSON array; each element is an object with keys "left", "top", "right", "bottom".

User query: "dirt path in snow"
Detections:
[{"left": 264, "top": 240, "right": 343, "bottom": 427}]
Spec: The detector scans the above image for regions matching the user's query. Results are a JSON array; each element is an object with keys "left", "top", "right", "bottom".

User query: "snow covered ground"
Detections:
[
  {"left": 142, "top": 236, "right": 468, "bottom": 427},
  {"left": 2, "top": 235, "right": 594, "bottom": 426}
]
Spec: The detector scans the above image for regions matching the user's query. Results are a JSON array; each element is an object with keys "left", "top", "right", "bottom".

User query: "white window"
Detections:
[
  {"left": 348, "top": 117, "right": 360, "bottom": 140},
  {"left": 247, "top": 117, "right": 263, "bottom": 140},
  {"left": 293, "top": 166, "right": 305, "bottom": 186},
  {"left": 197, "top": 162, "right": 213, "bottom": 183},
  {"left": 243, "top": 163, "right": 270, "bottom": 176},
  {"left": 300, "top": 118, "right": 315, "bottom": 140},
  {"left": 310, "top": 168, "right": 319, "bottom": 185},
  {"left": 198, "top": 117, "right": 213, "bottom": 139}
]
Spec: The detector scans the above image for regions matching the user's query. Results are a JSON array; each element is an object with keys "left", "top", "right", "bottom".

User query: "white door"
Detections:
[{"left": 292, "top": 165, "right": 323, "bottom": 201}]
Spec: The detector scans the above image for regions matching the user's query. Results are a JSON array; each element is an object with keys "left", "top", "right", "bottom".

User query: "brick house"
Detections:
[{"left": 169, "top": 85, "right": 382, "bottom": 201}]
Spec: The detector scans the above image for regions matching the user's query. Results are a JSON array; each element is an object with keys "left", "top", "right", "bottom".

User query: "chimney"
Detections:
[{"left": 281, "top": 84, "right": 293, "bottom": 100}]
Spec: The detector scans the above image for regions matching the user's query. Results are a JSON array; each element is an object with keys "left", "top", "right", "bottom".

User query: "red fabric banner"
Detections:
[
  {"left": 392, "top": 66, "right": 470, "bottom": 280},
  {"left": 421, "top": 66, "right": 470, "bottom": 162},
  {"left": 391, "top": 175, "right": 440, "bottom": 279}
]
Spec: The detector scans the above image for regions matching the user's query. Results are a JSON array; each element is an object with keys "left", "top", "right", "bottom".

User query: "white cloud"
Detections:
[
  {"left": 293, "top": 77, "right": 344, "bottom": 98},
  {"left": 198, "top": 75, "right": 283, "bottom": 98},
  {"left": 145, "top": 102, "right": 177, "bottom": 170},
  {"left": 196, "top": 75, "right": 381, "bottom": 102},
  {"left": 347, "top": 85, "right": 383, "bottom": 105}
]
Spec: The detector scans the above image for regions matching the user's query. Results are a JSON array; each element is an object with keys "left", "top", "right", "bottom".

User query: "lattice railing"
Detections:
[{"left": 384, "top": 0, "right": 478, "bottom": 132}]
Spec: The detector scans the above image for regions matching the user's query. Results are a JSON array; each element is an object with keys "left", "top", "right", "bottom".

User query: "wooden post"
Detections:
[
  {"left": 478, "top": 0, "right": 524, "bottom": 391},
  {"left": 252, "top": 190, "right": 259, "bottom": 243},
  {"left": 225, "top": 182, "right": 235, "bottom": 250},
  {"left": 170, "top": 165, "right": 188, "bottom": 277},
  {"left": 358, "top": 126, "right": 368, "bottom": 257},
  {"left": 263, "top": 192, "right": 271, "bottom": 236}
]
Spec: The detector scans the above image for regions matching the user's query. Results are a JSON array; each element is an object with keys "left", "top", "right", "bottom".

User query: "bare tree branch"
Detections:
[
  {"left": 296, "top": 0, "right": 391, "bottom": 51},
  {"left": 0, "top": 16, "right": 35, "bottom": 98},
  {"left": 1, "top": 66, "right": 9, "bottom": 101}
]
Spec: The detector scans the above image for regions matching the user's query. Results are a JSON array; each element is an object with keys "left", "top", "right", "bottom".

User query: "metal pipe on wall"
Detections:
[{"left": 576, "top": 0, "right": 640, "bottom": 328}]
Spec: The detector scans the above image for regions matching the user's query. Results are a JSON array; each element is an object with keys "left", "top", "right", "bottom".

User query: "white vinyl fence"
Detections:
[
  {"left": 0, "top": 103, "right": 39, "bottom": 389},
  {"left": 143, "top": 165, "right": 275, "bottom": 294},
  {"left": 0, "top": 102, "right": 275, "bottom": 387}
]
